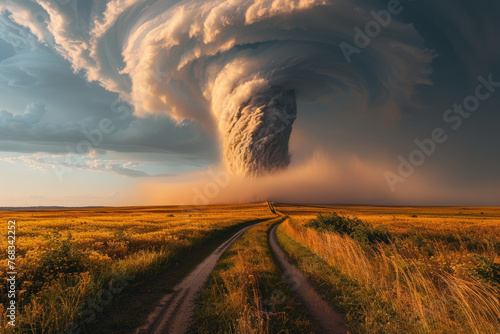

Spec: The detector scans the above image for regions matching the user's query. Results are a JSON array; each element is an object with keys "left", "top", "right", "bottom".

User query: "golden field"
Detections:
[
  {"left": 279, "top": 205, "right": 500, "bottom": 237},
  {"left": 276, "top": 205, "right": 500, "bottom": 333},
  {"left": 0, "top": 204, "right": 274, "bottom": 333},
  {"left": 1, "top": 203, "right": 499, "bottom": 334}
]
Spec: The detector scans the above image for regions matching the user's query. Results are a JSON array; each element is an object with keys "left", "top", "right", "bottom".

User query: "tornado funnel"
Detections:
[{"left": 222, "top": 87, "right": 297, "bottom": 177}]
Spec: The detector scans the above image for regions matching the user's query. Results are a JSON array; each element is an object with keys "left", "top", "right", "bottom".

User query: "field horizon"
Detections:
[
  {"left": 1, "top": 203, "right": 499, "bottom": 333},
  {"left": 3, "top": 202, "right": 500, "bottom": 211}
]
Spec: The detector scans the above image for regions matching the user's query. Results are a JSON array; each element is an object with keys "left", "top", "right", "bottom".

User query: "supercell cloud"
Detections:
[{"left": 0, "top": 0, "right": 434, "bottom": 177}]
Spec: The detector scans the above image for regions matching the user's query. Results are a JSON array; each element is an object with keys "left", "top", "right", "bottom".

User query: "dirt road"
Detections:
[
  {"left": 267, "top": 201, "right": 277, "bottom": 214},
  {"left": 135, "top": 221, "right": 261, "bottom": 334},
  {"left": 136, "top": 203, "right": 347, "bottom": 334},
  {"left": 269, "top": 222, "right": 349, "bottom": 334}
]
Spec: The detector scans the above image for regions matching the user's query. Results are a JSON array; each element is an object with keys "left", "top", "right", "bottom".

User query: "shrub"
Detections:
[
  {"left": 472, "top": 255, "right": 500, "bottom": 285},
  {"left": 36, "top": 234, "right": 88, "bottom": 281},
  {"left": 305, "top": 213, "right": 392, "bottom": 245}
]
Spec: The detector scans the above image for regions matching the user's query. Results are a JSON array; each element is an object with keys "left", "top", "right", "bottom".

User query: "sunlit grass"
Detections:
[
  {"left": 0, "top": 204, "right": 273, "bottom": 333},
  {"left": 277, "top": 205, "right": 500, "bottom": 333}
]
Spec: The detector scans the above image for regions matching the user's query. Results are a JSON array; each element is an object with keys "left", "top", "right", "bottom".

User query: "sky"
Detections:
[{"left": 0, "top": 0, "right": 499, "bottom": 207}]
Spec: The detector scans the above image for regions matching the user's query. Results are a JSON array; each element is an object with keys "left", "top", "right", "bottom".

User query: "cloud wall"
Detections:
[{"left": 1, "top": 0, "right": 434, "bottom": 176}]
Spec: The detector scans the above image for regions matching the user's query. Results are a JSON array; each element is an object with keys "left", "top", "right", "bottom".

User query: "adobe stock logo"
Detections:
[
  {"left": 385, "top": 74, "right": 500, "bottom": 192},
  {"left": 340, "top": 0, "right": 409, "bottom": 64},
  {"left": 192, "top": 169, "right": 231, "bottom": 205}
]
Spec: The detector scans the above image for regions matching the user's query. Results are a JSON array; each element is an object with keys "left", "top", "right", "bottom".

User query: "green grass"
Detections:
[
  {"left": 305, "top": 213, "right": 392, "bottom": 245},
  {"left": 188, "top": 217, "right": 314, "bottom": 334}
]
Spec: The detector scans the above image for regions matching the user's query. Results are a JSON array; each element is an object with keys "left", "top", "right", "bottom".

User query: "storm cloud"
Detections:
[
  {"left": 0, "top": 0, "right": 499, "bottom": 205},
  {"left": 1, "top": 0, "right": 435, "bottom": 176}
]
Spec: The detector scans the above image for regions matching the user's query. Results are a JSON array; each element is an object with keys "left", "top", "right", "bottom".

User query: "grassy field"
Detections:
[
  {"left": 276, "top": 204, "right": 500, "bottom": 333},
  {"left": 1, "top": 203, "right": 499, "bottom": 334},
  {"left": 0, "top": 204, "right": 274, "bottom": 333},
  {"left": 189, "top": 216, "right": 314, "bottom": 334}
]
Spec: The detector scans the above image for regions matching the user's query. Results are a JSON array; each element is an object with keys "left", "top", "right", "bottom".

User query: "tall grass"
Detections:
[{"left": 280, "top": 218, "right": 500, "bottom": 333}]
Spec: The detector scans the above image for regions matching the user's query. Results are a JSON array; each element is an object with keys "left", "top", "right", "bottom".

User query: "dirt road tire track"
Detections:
[
  {"left": 135, "top": 220, "right": 267, "bottom": 334},
  {"left": 269, "top": 222, "right": 349, "bottom": 334}
]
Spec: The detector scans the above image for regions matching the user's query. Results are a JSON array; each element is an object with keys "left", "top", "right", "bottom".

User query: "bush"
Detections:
[
  {"left": 36, "top": 234, "right": 88, "bottom": 281},
  {"left": 472, "top": 255, "right": 500, "bottom": 285},
  {"left": 305, "top": 213, "right": 392, "bottom": 245}
]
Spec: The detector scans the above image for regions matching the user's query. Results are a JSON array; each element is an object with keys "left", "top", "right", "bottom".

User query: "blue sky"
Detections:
[{"left": 0, "top": 0, "right": 499, "bottom": 206}]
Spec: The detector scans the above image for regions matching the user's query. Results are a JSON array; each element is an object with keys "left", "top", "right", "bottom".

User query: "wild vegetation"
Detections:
[
  {"left": 2, "top": 203, "right": 499, "bottom": 334},
  {"left": 276, "top": 205, "right": 500, "bottom": 333},
  {"left": 189, "top": 217, "right": 314, "bottom": 334},
  {"left": 0, "top": 204, "right": 273, "bottom": 333}
]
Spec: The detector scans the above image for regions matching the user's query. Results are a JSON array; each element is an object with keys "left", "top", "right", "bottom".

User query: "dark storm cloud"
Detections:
[
  {"left": 1, "top": 0, "right": 436, "bottom": 175},
  {"left": 0, "top": 6, "right": 215, "bottom": 161},
  {"left": 0, "top": 0, "right": 498, "bottom": 203},
  {"left": 0, "top": 101, "right": 215, "bottom": 158}
]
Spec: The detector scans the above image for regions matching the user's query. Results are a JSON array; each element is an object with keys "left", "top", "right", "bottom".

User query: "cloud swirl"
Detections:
[{"left": 1, "top": 0, "right": 434, "bottom": 176}]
